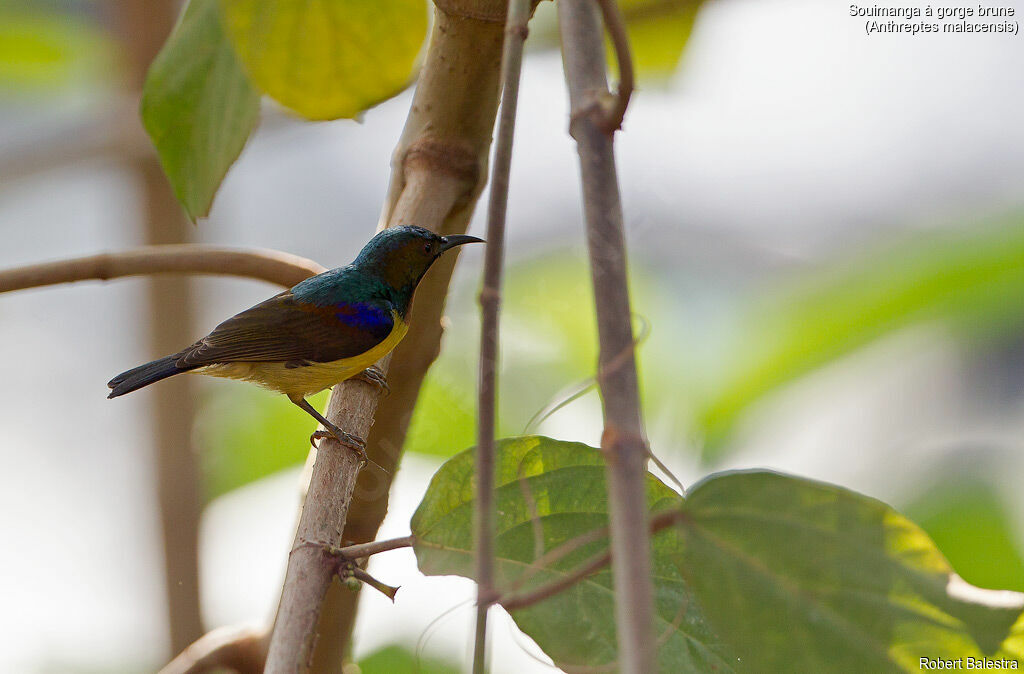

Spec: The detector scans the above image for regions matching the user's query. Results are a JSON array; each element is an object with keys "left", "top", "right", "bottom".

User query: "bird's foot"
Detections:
[
  {"left": 353, "top": 366, "right": 390, "bottom": 394},
  {"left": 310, "top": 429, "right": 368, "bottom": 463}
]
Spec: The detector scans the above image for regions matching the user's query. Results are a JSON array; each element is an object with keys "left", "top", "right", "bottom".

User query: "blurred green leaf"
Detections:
[
  {"left": 906, "top": 475, "right": 1024, "bottom": 593},
  {"left": 683, "top": 471, "right": 1024, "bottom": 670},
  {"left": 358, "top": 644, "right": 459, "bottom": 674},
  {"left": 411, "top": 436, "right": 737, "bottom": 672},
  {"left": 530, "top": 0, "right": 704, "bottom": 79},
  {"left": 141, "top": 0, "right": 260, "bottom": 220},
  {"left": 197, "top": 388, "right": 325, "bottom": 502},
  {"left": 0, "top": 8, "right": 113, "bottom": 92},
  {"left": 697, "top": 220, "right": 1024, "bottom": 458},
  {"left": 503, "top": 254, "right": 598, "bottom": 379},
  {"left": 617, "top": 0, "right": 702, "bottom": 77},
  {"left": 412, "top": 437, "right": 1024, "bottom": 671},
  {"left": 219, "top": 0, "right": 428, "bottom": 120},
  {"left": 406, "top": 368, "right": 516, "bottom": 458}
]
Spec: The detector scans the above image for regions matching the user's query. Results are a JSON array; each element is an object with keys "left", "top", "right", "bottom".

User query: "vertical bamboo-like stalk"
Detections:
[
  {"left": 557, "top": 2, "right": 655, "bottom": 672},
  {"left": 270, "top": 5, "right": 510, "bottom": 671},
  {"left": 116, "top": 0, "right": 205, "bottom": 655},
  {"left": 473, "top": 1, "right": 531, "bottom": 672}
]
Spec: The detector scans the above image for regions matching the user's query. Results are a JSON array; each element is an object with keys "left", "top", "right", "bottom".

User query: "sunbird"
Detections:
[{"left": 108, "top": 225, "right": 482, "bottom": 459}]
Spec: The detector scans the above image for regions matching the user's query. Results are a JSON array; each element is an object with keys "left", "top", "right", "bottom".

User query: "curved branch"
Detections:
[
  {"left": 159, "top": 625, "right": 269, "bottom": 674},
  {"left": 0, "top": 245, "right": 326, "bottom": 295},
  {"left": 595, "top": 0, "right": 635, "bottom": 133}
]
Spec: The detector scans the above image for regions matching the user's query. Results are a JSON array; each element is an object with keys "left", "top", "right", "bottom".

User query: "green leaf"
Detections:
[
  {"left": 196, "top": 388, "right": 325, "bottom": 502},
  {"left": 412, "top": 437, "right": 1024, "bottom": 671},
  {"left": 682, "top": 471, "right": 1024, "bottom": 670},
  {"left": 358, "top": 644, "right": 459, "bottom": 674},
  {"left": 141, "top": 0, "right": 260, "bottom": 220},
  {"left": 406, "top": 368, "right": 516, "bottom": 458},
  {"left": 618, "top": 0, "right": 703, "bottom": 77},
  {"left": 411, "top": 436, "right": 737, "bottom": 673},
  {"left": 219, "top": 0, "right": 428, "bottom": 120},
  {"left": 906, "top": 475, "right": 1024, "bottom": 593},
  {"left": 697, "top": 220, "right": 1024, "bottom": 458}
]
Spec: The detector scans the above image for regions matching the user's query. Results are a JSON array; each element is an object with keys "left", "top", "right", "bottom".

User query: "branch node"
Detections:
[
  {"left": 403, "top": 137, "right": 480, "bottom": 190},
  {"left": 600, "top": 425, "right": 648, "bottom": 462},
  {"left": 594, "top": 0, "right": 635, "bottom": 134},
  {"left": 506, "top": 22, "right": 530, "bottom": 40},
  {"left": 478, "top": 286, "right": 502, "bottom": 307}
]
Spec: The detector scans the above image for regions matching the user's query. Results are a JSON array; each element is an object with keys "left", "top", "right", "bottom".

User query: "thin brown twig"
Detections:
[
  {"left": 473, "top": 1, "right": 533, "bottom": 673},
  {"left": 501, "top": 549, "right": 612, "bottom": 612},
  {"left": 291, "top": 534, "right": 416, "bottom": 560},
  {"left": 498, "top": 510, "right": 684, "bottom": 612},
  {"left": 504, "top": 520, "right": 611, "bottom": 597},
  {"left": 594, "top": 0, "right": 635, "bottom": 133},
  {"left": 0, "top": 245, "right": 326, "bottom": 294}
]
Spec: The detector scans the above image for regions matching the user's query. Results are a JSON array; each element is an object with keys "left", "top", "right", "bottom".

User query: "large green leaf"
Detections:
[
  {"left": 411, "top": 437, "right": 1024, "bottom": 671},
  {"left": 411, "top": 436, "right": 738, "bottom": 672},
  {"left": 196, "top": 388, "right": 326, "bottom": 502},
  {"left": 219, "top": 0, "right": 428, "bottom": 120},
  {"left": 141, "top": 0, "right": 260, "bottom": 220},
  {"left": 682, "top": 471, "right": 1024, "bottom": 671},
  {"left": 697, "top": 220, "right": 1024, "bottom": 458}
]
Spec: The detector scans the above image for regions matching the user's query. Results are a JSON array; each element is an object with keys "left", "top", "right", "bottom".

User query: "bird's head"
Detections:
[{"left": 354, "top": 225, "right": 483, "bottom": 295}]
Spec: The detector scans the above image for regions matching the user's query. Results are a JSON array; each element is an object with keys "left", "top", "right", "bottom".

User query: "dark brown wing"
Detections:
[{"left": 176, "top": 291, "right": 394, "bottom": 367}]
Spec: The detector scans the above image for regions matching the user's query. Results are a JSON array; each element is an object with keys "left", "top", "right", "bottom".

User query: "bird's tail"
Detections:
[{"left": 107, "top": 354, "right": 190, "bottom": 398}]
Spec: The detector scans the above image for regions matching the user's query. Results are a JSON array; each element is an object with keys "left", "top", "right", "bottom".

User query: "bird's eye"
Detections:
[{"left": 424, "top": 243, "right": 432, "bottom": 253}]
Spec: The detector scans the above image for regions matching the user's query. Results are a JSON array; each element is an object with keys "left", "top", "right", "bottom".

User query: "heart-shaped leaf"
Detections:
[
  {"left": 412, "top": 436, "right": 737, "bottom": 672},
  {"left": 412, "top": 436, "right": 1024, "bottom": 671}
]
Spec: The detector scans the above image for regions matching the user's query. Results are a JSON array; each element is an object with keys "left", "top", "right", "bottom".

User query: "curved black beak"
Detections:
[{"left": 439, "top": 234, "right": 484, "bottom": 252}]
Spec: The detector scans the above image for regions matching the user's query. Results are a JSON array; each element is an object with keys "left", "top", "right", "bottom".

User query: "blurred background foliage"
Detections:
[
  {"left": 3, "top": 0, "right": 1024, "bottom": 671},
  {"left": 0, "top": 1, "right": 113, "bottom": 94}
]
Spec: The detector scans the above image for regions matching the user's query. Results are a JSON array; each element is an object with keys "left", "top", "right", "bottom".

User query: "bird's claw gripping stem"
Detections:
[
  {"left": 311, "top": 429, "right": 368, "bottom": 463},
  {"left": 354, "top": 366, "right": 389, "bottom": 394},
  {"left": 310, "top": 428, "right": 388, "bottom": 474}
]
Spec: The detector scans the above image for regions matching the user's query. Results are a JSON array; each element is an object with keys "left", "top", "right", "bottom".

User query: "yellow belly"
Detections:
[{"left": 193, "top": 314, "right": 408, "bottom": 398}]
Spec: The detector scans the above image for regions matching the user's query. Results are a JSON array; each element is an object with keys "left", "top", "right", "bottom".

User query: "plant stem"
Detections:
[
  {"left": 557, "top": 2, "right": 655, "bottom": 672},
  {"left": 307, "top": 7, "right": 511, "bottom": 670},
  {"left": 314, "top": 534, "right": 416, "bottom": 560},
  {"left": 0, "top": 246, "right": 325, "bottom": 294},
  {"left": 473, "top": 1, "right": 532, "bottom": 672},
  {"left": 265, "top": 382, "right": 383, "bottom": 671}
]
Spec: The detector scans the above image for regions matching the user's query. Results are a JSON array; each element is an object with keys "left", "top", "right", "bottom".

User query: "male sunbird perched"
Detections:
[{"left": 108, "top": 226, "right": 482, "bottom": 460}]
